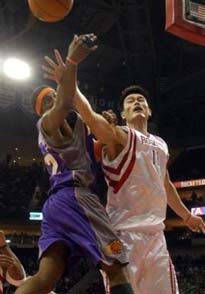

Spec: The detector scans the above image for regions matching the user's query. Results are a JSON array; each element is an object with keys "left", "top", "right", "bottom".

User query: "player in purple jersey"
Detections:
[{"left": 15, "top": 35, "right": 133, "bottom": 294}]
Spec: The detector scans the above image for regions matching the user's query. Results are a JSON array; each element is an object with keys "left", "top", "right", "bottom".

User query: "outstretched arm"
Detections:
[
  {"left": 74, "top": 87, "right": 126, "bottom": 146},
  {"left": 41, "top": 34, "right": 96, "bottom": 136},
  {"left": 165, "top": 172, "right": 205, "bottom": 233},
  {"left": 40, "top": 46, "right": 77, "bottom": 136},
  {"left": 43, "top": 34, "right": 127, "bottom": 147},
  {"left": 67, "top": 36, "right": 127, "bottom": 146}
]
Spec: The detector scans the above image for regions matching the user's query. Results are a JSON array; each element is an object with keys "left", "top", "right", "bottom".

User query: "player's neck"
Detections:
[{"left": 127, "top": 119, "right": 148, "bottom": 135}]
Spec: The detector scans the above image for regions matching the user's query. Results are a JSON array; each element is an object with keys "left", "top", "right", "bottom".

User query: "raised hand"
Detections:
[
  {"left": 42, "top": 33, "right": 97, "bottom": 83},
  {"left": 67, "top": 33, "right": 98, "bottom": 65},
  {"left": 42, "top": 49, "right": 66, "bottom": 84}
]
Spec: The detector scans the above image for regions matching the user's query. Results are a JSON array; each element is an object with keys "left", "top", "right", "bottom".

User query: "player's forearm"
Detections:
[
  {"left": 74, "top": 87, "right": 117, "bottom": 144},
  {"left": 166, "top": 181, "right": 191, "bottom": 221},
  {"left": 58, "top": 61, "right": 77, "bottom": 109},
  {"left": 74, "top": 87, "right": 95, "bottom": 124},
  {"left": 42, "top": 61, "right": 78, "bottom": 135}
]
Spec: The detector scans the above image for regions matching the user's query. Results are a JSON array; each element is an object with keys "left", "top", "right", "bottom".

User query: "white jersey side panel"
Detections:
[{"left": 102, "top": 127, "right": 169, "bottom": 232}]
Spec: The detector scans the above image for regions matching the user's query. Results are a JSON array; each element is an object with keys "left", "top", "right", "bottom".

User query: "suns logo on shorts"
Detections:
[{"left": 105, "top": 240, "right": 122, "bottom": 255}]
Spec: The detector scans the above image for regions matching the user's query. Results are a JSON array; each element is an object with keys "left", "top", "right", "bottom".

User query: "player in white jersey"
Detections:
[
  {"left": 42, "top": 34, "right": 205, "bottom": 294},
  {"left": 0, "top": 231, "right": 25, "bottom": 293},
  {"left": 82, "top": 86, "right": 205, "bottom": 294},
  {"left": 101, "top": 106, "right": 175, "bottom": 293}
]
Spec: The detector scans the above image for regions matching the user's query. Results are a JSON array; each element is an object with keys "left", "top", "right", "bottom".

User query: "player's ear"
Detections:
[
  {"left": 148, "top": 107, "right": 152, "bottom": 117},
  {"left": 121, "top": 110, "right": 125, "bottom": 120}
]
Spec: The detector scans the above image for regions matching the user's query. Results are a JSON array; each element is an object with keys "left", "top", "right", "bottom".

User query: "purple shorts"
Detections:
[{"left": 39, "top": 186, "right": 128, "bottom": 267}]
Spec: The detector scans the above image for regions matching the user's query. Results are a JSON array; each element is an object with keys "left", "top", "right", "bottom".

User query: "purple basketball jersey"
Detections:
[
  {"left": 37, "top": 111, "right": 98, "bottom": 193},
  {"left": 37, "top": 110, "right": 128, "bottom": 268}
]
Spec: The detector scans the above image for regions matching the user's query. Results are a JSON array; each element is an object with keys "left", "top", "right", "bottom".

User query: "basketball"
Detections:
[{"left": 28, "top": 0, "right": 73, "bottom": 23}]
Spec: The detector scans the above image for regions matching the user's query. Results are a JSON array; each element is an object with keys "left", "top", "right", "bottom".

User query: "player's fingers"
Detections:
[
  {"left": 199, "top": 223, "right": 205, "bottom": 233},
  {"left": 86, "top": 33, "right": 96, "bottom": 38},
  {"left": 42, "top": 65, "right": 55, "bottom": 75},
  {"left": 74, "top": 34, "right": 79, "bottom": 42},
  {"left": 43, "top": 73, "right": 56, "bottom": 81},
  {"left": 91, "top": 45, "right": 98, "bottom": 51},
  {"left": 81, "top": 35, "right": 97, "bottom": 49},
  {"left": 85, "top": 33, "right": 97, "bottom": 40},
  {"left": 102, "top": 111, "right": 109, "bottom": 118},
  {"left": 90, "top": 34, "right": 97, "bottom": 42},
  {"left": 54, "top": 49, "right": 65, "bottom": 67},
  {"left": 108, "top": 109, "right": 115, "bottom": 114},
  {"left": 70, "top": 34, "right": 79, "bottom": 47},
  {"left": 0, "top": 255, "right": 14, "bottom": 263},
  {"left": 44, "top": 56, "right": 57, "bottom": 68},
  {"left": 81, "top": 42, "right": 92, "bottom": 53},
  {"left": 103, "top": 113, "right": 111, "bottom": 120}
]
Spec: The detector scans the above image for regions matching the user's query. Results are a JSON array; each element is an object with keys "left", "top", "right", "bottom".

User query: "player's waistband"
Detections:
[{"left": 115, "top": 222, "right": 165, "bottom": 234}]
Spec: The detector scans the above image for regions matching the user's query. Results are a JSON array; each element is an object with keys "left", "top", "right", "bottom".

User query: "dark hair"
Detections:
[
  {"left": 120, "top": 85, "right": 150, "bottom": 109},
  {"left": 30, "top": 85, "right": 51, "bottom": 115}
]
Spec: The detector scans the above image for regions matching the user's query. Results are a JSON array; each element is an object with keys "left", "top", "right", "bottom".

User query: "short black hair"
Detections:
[
  {"left": 120, "top": 85, "right": 150, "bottom": 109},
  {"left": 30, "top": 85, "right": 50, "bottom": 115}
]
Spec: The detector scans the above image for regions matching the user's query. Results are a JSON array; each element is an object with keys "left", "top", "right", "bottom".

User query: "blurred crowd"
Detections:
[
  {"left": 173, "top": 253, "right": 205, "bottom": 294},
  {"left": 0, "top": 162, "right": 107, "bottom": 219},
  {"left": 3, "top": 247, "right": 105, "bottom": 294},
  {"left": 0, "top": 161, "right": 205, "bottom": 293},
  {"left": 0, "top": 162, "right": 48, "bottom": 219},
  {"left": 1, "top": 240, "right": 205, "bottom": 294},
  {"left": 0, "top": 163, "right": 205, "bottom": 220}
]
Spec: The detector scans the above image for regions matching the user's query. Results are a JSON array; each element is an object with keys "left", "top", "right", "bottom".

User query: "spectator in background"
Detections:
[
  {"left": 6, "top": 154, "right": 12, "bottom": 166},
  {"left": 0, "top": 231, "right": 25, "bottom": 293},
  {"left": 191, "top": 191, "right": 198, "bottom": 203}
]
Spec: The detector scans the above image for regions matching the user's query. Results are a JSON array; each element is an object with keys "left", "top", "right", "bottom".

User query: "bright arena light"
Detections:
[{"left": 3, "top": 58, "right": 31, "bottom": 80}]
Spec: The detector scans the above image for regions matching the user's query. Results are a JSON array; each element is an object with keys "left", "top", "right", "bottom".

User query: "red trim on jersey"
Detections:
[
  {"left": 102, "top": 129, "right": 134, "bottom": 175},
  {"left": 169, "top": 259, "right": 177, "bottom": 294},
  {"left": 104, "top": 134, "right": 137, "bottom": 193},
  {"left": 169, "top": 260, "right": 174, "bottom": 294}
]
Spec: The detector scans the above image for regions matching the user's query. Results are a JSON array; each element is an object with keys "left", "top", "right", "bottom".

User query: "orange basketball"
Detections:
[{"left": 28, "top": 0, "right": 73, "bottom": 22}]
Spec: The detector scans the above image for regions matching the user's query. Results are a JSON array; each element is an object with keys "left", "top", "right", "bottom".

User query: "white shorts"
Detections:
[{"left": 119, "top": 230, "right": 179, "bottom": 294}]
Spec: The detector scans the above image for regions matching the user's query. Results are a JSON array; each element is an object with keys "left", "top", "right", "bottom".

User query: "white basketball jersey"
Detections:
[{"left": 102, "top": 127, "right": 169, "bottom": 232}]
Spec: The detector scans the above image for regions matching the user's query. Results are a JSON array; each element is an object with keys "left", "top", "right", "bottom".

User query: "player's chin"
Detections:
[{"left": 134, "top": 112, "right": 146, "bottom": 119}]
